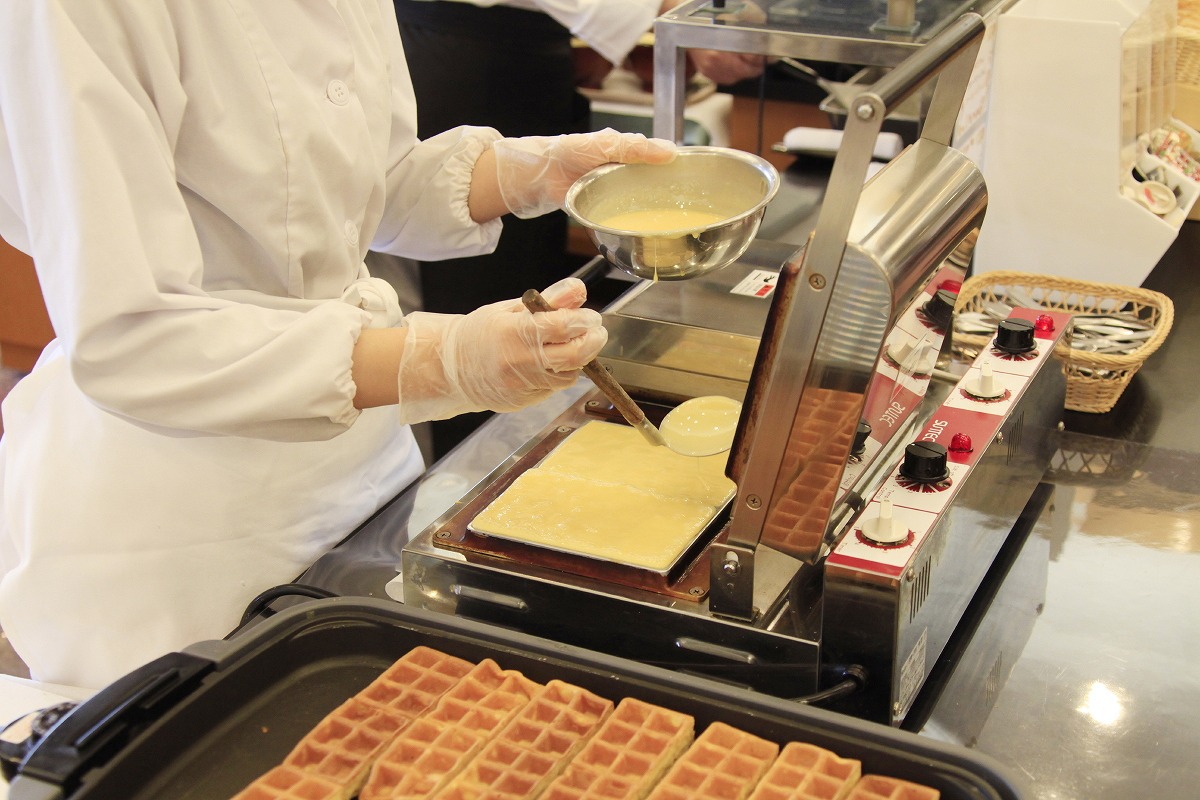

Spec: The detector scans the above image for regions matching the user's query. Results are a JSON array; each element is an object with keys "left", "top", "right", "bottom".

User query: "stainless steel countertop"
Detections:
[
  {"left": 919, "top": 441, "right": 1200, "bottom": 798},
  {"left": 299, "top": 171, "right": 1200, "bottom": 800},
  {"left": 913, "top": 221, "right": 1200, "bottom": 800}
]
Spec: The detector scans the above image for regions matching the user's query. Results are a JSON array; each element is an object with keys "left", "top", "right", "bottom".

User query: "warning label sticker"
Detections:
[
  {"left": 898, "top": 627, "right": 929, "bottom": 716},
  {"left": 731, "top": 269, "right": 778, "bottom": 298}
]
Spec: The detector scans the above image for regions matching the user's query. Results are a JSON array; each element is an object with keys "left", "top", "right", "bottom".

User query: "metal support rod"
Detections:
[
  {"left": 712, "top": 14, "right": 988, "bottom": 621},
  {"left": 727, "top": 12, "right": 988, "bottom": 556},
  {"left": 888, "top": 0, "right": 918, "bottom": 30},
  {"left": 868, "top": 13, "right": 986, "bottom": 118}
]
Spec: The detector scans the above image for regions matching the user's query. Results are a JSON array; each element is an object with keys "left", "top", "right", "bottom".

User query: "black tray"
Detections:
[{"left": 11, "top": 599, "right": 1026, "bottom": 800}]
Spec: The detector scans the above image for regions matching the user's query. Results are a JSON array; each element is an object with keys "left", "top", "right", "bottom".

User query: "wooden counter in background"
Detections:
[
  {"left": 0, "top": 236, "right": 53, "bottom": 373},
  {"left": 728, "top": 94, "right": 829, "bottom": 175}
]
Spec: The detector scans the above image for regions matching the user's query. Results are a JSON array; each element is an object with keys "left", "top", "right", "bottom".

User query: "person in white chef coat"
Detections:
[{"left": 0, "top": 2, "right": 676, "bottom": 690}]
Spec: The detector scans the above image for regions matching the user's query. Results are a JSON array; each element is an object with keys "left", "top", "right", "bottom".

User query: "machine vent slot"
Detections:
[
  {"left": 985, "top": 652, "right": 1004, "bottom": 708},
  {"left": 1005, "top": 410, "right": 1025, "bottom": 465},
  {"left": 908, "top": 557, "right": 932, "bottom": 621}
]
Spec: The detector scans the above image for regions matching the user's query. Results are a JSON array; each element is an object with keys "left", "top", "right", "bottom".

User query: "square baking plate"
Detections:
[
  {"left": 464, "top": 420, "right": 735, "bottom": 574},
  {"left": 9, "top": 599, "right": 1026, "bottom": 800}
]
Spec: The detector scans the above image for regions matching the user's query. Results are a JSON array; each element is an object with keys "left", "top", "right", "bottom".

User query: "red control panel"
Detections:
[
  {"left": 828, "top": 308, "right": 1071, "bottom": 578},
  {"left": 841, "top": 265, "right": 963, "bottom": 492}
]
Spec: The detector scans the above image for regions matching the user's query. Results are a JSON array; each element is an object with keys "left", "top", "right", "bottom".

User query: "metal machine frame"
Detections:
[{"left": 401, "top": 12, "right": 1068, "bottom": 726}]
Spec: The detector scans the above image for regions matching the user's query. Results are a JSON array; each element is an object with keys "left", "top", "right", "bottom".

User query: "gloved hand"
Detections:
[
  {"left": 493, "top": 128, "right": 677, "bottom": 219},
  {"left": 396, "top": 278, "right": 606, "bottom": 424}
]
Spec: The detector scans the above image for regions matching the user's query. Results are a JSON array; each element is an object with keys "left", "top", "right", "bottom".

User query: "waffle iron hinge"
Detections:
[
  {"left": 708, "top": 542, "right": 759, "bottom": 621},
  {"left": 708, "top": 15, "right": 987, "bottom": 622}
]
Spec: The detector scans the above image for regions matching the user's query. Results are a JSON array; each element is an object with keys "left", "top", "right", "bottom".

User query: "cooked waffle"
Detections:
[
  {"left": 441, "top": 738, "right": 564, "bottom": 799},
  {"left": 359, "top": 717, "right": 489, "bottom": 800},
  {"left": 442, "top": 680, "right": 615, "bottom": 798},
  {"left": 845, "top": 775, "right": 941, "bottom": 800},
  {"left": 646, "top": 721, "right": 779, "bottom": 800},
  {"left": 425, "top": 658, "right": 542, "bottom": 735},
  {"left": 760, "top": 387, "right": 863, "bottom": 559},
  {"left": 283, "top": 698, "right": 410, "bottom": 792},
  {"left": 747, "top": 741, "right": 862, "bottom": 800},
  {"left": 355, "top": 646, "right": 474, "bottom": 719},
  {"left": 494, "top": 680, "right": 613, "bottom": 758},
  {"left": 359, "top": 659, "right": 542, "bottom": 800},
  {"left": 541, "top": 697, "right": 695, "bottom": 800},
  {"left": 233, "top": 647, "right": 945, "bottom": 800},
  {"left": 231, "top": 763, "right": 350, "bottom": 800}
]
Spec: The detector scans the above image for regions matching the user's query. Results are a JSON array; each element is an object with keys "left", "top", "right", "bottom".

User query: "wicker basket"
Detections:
[{"left": 953, "top": 271, "right": 1175, "bottom": 414}]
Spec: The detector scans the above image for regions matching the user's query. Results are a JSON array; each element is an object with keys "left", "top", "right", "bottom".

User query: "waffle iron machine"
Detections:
[{"left": 401, "top": 15, "right": 1068, "bottom": 726}]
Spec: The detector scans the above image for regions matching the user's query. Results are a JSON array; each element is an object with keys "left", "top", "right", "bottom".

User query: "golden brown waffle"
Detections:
[
  {"left": 760, "top": 388, "right": 863, "bottom": 559},
  {"left": 646, "top": 721, "right": 779, "bottom": 800},
  {"left": 493, "top": 680, "right": 613, "bottom": 758},
  {"left": 356, "top": 646, "right": 475, "bottom": 719},
  {"left": 283, "top": 698, "right": 410, "bottom": 792},
  {"left": 439, "top": 738, "right": 563, "bottom": 799},
  {"left": 424, "top": 658, "right": 542, "bottom": 734},
  {"left": 747, "top": 741, "right": 862, "bottom": 800},
  {"left": 231, "top": 763, "right": 350, "bottom": 800},
  {"left": 359, "top": 717, "right": 488, "bottom": 800},
  {"left": 233, "top": 647, "right": 946, "bottom": 800},
  {"left": 359, "top": 659, "right": 542, "bottom": 800},
  {"left": 845, "top": 774, "right": 941, "bottom": 800},
  {"left": 541, "top": 696, "right": 695, "bottom": 800},
  {"left": 443, "top": 680, "right": 614, "bottom": 798}
]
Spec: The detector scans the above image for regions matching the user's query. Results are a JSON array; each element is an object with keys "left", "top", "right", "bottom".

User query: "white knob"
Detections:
[
  {"left": 966, "top": 364, "right": 1005, "bottom": 399},
  {"left": 860, "top": 500, "right": 908, "bottom": 544}
]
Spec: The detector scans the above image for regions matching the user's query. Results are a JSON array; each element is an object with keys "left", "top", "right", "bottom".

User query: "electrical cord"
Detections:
[
  {"left": 635, "top": 659, "right": 867, "bottom": 707},
  {"left": 793, "top": 665, "right": 868, "bottom": 705}
]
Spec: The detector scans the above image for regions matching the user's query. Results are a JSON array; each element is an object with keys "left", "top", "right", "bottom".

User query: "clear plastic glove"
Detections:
[
  {"left": 493, "top": 128, "right": 677, "bottom": 219},
  {"left": 396, "top": 278, "right": 607, "bottom": 424}
]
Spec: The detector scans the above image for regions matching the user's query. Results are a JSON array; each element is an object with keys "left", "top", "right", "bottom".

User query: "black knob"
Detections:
[
  {"left": 993, "top": 317, "right": 1036, "bottom": 355},
  {"left": 900, "top": 441, "right": 949, "bottom": 483},
  {"left": 921, "top": 289, "right": 957, "bottom": 332},
  {"left": 852, "top": 419, "right": 871, "bottom": 456}
]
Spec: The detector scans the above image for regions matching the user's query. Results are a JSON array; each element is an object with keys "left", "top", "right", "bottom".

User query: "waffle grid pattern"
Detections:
[
  {"left": 645, "top": 721, "right": 779, "bottom": 800},
  {"left": 846, "top": 775, "right": 942, "bottom": 800},
  {"left": 233, "top": 764, "right": 348, "bottom": 800},
  {"left": 233, "top": 648, "right": 942, "bottom": 800},
  {"left": 361, "top": 658, "right": 544, "bottom": 800},
  {"left": 747, "top": 741, "right": 863, "bottom": 800},
  {"left": 541, "top": 696, "right": 695, "bottom": 800}
]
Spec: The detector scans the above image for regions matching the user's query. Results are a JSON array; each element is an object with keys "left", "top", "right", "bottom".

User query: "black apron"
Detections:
[{"left": 393, "top": 1, "right": 594, "bottom": 455}]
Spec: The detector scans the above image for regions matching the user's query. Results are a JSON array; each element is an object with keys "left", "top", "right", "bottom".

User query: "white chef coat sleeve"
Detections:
[
  {"left": 525, "top": 0, "right": 662, "bottom": 66},
  {"left": 373, "top": 125, "right": 504, "bottom": 260},
  {"left": 0, "top": 4, "right": 368, "bottom": 441}
]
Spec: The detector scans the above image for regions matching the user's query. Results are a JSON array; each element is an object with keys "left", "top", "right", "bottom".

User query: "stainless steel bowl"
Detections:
[{"left": 564, "top": 146, "right": 781, "bottom": 281}]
